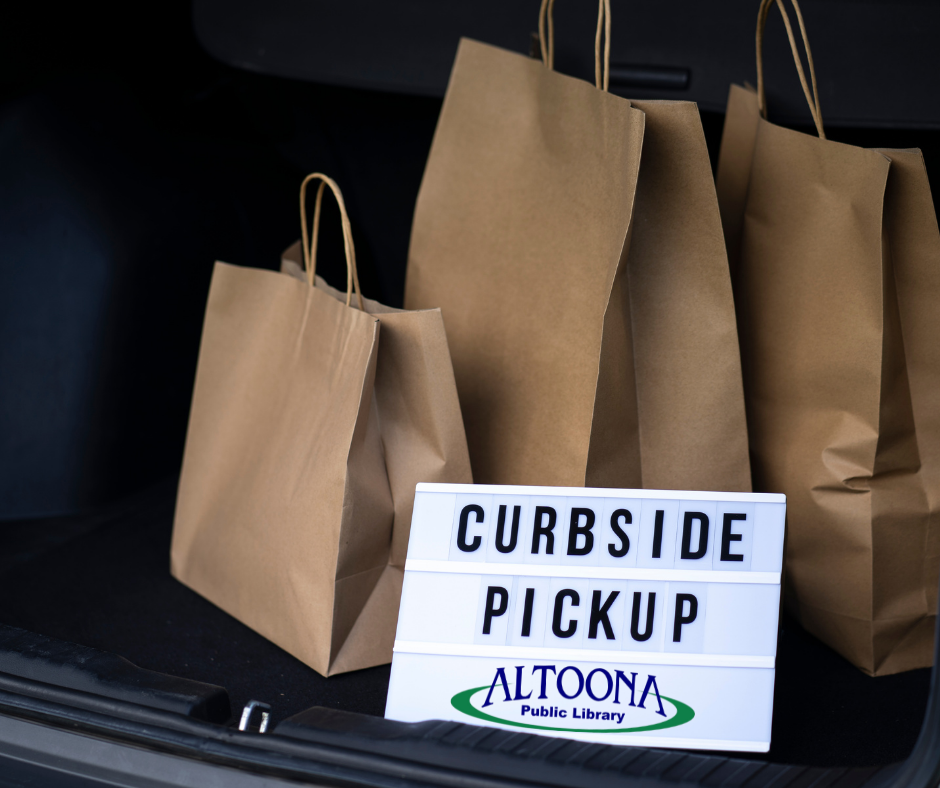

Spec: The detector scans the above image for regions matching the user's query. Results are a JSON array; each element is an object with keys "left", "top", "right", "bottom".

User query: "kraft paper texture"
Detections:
[
  {"left": 171, "top": 179, "right": 471, "bottom": 676},
  {"left": 405, "top": 35, "right": 750, "bottom": 493},
  {"left": 715, "top": 0, "right": 940, "bottom": 675}
]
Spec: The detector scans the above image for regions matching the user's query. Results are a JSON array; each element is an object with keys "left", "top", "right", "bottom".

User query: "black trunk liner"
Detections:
[{"left": 0, "top": 480, "right": 930, "bottom": 768}]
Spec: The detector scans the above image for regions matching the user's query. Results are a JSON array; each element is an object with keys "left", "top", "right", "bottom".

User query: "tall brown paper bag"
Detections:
[
  {"left": 716, "top": 0, "right": 940, "bottom": 674},
  {"left": 171, "top": 174, "right": 471, "bottom": 676},
  {"left": 405, "top": 0, "right": 751, "bottom": 493}
]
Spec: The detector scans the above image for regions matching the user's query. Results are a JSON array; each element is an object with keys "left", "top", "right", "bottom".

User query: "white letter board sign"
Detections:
[{"left": 385, "top": 483, "right": 786, "bottom": 753}]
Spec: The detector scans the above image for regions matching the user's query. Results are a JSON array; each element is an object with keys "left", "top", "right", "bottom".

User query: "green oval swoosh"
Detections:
[{"left": 450, "top": 686, "right": 695, "bottom": 734}]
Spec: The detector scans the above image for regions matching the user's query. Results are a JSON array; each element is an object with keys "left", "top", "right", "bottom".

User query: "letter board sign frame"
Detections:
[{"left": 385, "top": 483, "right": 787, "bottom": 752}]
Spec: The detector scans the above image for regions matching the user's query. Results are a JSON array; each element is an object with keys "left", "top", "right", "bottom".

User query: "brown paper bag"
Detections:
[
  {"left": 171, "top": 174, "right": 471, "bottom": 676},
  {"left": 716, "top": 0, "right": 940, "bottom": 674},
  {"left": 405, "top": 0, "right": 751, "bottom": 493}
]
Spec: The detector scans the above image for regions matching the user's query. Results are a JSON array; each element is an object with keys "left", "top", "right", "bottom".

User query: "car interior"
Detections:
[{"left": 1, "top": 1, "right": 938, "bottom": 786}]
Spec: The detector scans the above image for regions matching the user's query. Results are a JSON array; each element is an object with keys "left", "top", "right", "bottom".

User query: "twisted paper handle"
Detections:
[
  {"left": 756, "top": 0, "right": 825, "bottom": 139},
  {"left": 299, "top": 173, "right": 364, "bottom": 309},
  {"left": 538, "top": 0, "right": 611, "bottom": 92}
]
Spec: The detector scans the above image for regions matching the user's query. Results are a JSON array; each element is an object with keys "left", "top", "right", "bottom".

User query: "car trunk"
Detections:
[{"left": 1, "top": 0, "right": 938, "bottom": 784}]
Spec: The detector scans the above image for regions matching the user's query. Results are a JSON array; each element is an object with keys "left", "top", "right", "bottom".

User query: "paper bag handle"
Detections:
[
  {"left": 756, "top": 0, "right": 826, "bottom": 139},
  {"left": 299, "top": 173, "right": 364, "bottom": 309},
  {"left": 538, "top": 0, "right": 612, "bottom": 92}
]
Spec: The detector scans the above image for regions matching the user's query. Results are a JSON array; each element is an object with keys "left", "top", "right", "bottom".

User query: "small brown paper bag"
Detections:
[
  {"left": 716, "top": 0, "right": 940, "bottom": 674},
  {"left": 405, "top": 0, "right": 751, "bottom": 493},
  {"left": 171, "top": 174, "right": 471, "bottom": 676}
]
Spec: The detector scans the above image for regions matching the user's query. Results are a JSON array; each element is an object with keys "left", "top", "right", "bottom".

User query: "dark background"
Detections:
[
  {"left": 2, "top": 0, "right": 939, "bottom": 518},
  {"left": 0, "top": 0, "right": 442, "bottom": 517}
]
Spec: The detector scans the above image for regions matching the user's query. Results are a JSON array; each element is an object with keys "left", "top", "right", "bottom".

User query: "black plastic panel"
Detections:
[
  {"left": 193, "top": 0, "right": 940, "bottom": 129},
  {"left": 275, "top": 706, "right": 890, "bottom": 788},
  {"left": 0, "top": 624, "right": 230, "bottom": 722}
]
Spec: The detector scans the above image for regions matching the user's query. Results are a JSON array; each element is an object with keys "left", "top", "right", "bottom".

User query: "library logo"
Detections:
[{"left": 450, "top": 664, "right": 695, "bottom": 733}]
